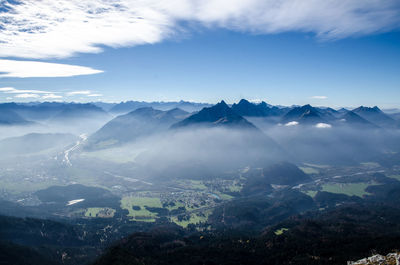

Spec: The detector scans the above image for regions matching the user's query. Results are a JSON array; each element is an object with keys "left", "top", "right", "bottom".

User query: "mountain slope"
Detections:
[
  {"left": 353, "top": 106, "right": 396, "bottom": 128},
  {"left": 0, "top": 108, "right": 31, "bottom": 125},
  {"left": 0, "top": 133, "right": 77, "bottom": 157},
  {"left": 339, "top": 111, "right": 378, "bottom": 128}
]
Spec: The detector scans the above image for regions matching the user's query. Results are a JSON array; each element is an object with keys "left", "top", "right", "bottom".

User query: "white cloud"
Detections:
[
  {"left": 87, "top": 93, "right": 103, "bottom": 97},
  {"left": 311, "top": 96, "right": 328, "bottom": 99},
  {"left": 0, "top": 86, "right": 64, "bottom": 100},
  {"left": 285, "top": 121, "right": 299, "bottom": 126},
  {"left": 315, "top": 123, "right": 332, "bottom": 128},
  {"left": 42, "top": 93, "right": 63, "bottom": 99},
  {"left": 0, "top": 59, "right": 103, "bottom": 78},
  {"left": 0, "top": 87, "right": 51, "bottom": 94},
  {"left": 66, "top": 90, "right": 92, "bottom": 96},
  {"left": 14, "top": 93, "right": 40, "bottom": 98},
  {"left": 0, "top": 0, "right": 399, "bottom": 59},
  {"left": 0, "top": 87, "right": 15, "bottom": 92}
]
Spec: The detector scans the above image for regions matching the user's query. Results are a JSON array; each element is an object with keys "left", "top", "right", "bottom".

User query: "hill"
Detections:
[{"left": 87, "top": 107, "right": 187, "bottom": 149}]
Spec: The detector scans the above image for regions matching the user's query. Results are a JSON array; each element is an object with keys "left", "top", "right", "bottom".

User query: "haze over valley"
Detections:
[{"left": 1, "top": 0, "right": 400, "bottom": 264}]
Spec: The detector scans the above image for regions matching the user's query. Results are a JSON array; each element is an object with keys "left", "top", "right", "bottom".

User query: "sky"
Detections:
[{"left": 0, "top": 0, "right": 399, "bottom": 108}]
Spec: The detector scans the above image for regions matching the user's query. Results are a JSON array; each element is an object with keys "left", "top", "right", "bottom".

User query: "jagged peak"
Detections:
[
  {"left": 214, "top": 100, "right": 230, "bottom": 109},
  {"left": 238, "top": 99, "right": 251, "bottom": 105}
]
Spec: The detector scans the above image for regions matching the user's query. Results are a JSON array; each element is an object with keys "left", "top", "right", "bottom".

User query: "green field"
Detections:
[
  {"left": 0, "top": 179, "right": 60, "bottom": 194},
  {"left": 274, "top": 228, "right": 289, "bottom": 235},
  {"left": 321, "top": 182, "right": 374, "bottom": 197},
  {"left": 120, "top": 196, "right": 162, "bottom": 222},
  {"left": 84, "top": 207, "right": 115, "bottom": 218},
  {"left": 189, "top": 180, "right": 207, "bottom": 190},
  {"left": 303, "top": 163, "right": 330, "bottom": 169},
  {"left": 300, "top": 167, "right": 319, "bottom": 174},
  {"left": 171, "top": 210, "right": 212, "bottom": 228},
  {"left": 226, "top": 181, "right": 242, "bottom": 192},
  {"left": 214, "top": 191, "right": 234, "bottom": 200},
  {"left": 388, "top": 175, "right": 400, "bottom": 181},
  {"left": 360, "top": 162, "right": 380, "bottom": 168},
  {"left": 303, "top": 190, "right": 318, "bottom": 198}
]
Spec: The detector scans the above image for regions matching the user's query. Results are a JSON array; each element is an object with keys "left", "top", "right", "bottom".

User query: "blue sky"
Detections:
[{"left": 0, "top": 0, "right": 399, "bottom": 108}]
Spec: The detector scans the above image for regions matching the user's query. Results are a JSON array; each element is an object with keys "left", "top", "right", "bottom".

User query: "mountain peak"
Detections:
[
  {"left": 216, "top": 100, "right": 229, "bottom": 108},
  {"left": 171, "top": 101, "right": 257, "bottom": 129},
  {"left": 281, "top": 104, "right": 324, "bottom": 124},
  {"left": 352, "top": 105, "right": 395, "bottom": 128},
  {"left": 353, "top": 106, "right": 382, "bottom": 113},
  {"left": 238, "top": 99, "right": 250, "bottom": 105}
]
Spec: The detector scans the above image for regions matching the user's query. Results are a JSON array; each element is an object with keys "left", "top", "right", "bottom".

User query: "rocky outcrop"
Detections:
[{"left": 348, "top": 252, "right": 400, "bottom": 265}]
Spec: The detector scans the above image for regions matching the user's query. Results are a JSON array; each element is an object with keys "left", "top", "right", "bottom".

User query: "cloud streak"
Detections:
[
  {"left": 0, "top": 0, "right": 399, "bottom": 59},
  {"left": 0, "top": 87, "right": 103, "bottom": 100},
  {"left": 0, "top": 86, "right": 64, "bottom": 100},
  {"left": 0, "top": 59, "right": 103, "bottom": 78},
  {"left": 0, "top": 87, "right": 52, "bottom": 94},
  {"left": 14, "top": 93, "right": 40, "bottom": 99},
  {"left": 66, "top": 90, "right": 92, "bottom": 96},
  {"left": 311, "top": 96, "right": 328, "bottom": 99}
]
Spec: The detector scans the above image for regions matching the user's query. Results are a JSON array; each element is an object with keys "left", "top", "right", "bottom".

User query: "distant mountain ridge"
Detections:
[
  {"left": 0, "top": 102, "right": 109, "bottom": 122},
  {"left": 110, "top": 100, "right": 211, "bottom": 114}
]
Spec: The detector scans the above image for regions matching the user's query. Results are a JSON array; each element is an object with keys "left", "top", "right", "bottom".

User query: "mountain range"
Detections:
[
  {"left": 1, "top": 100, "right": 398, "bottom": 131},
  {"left": 109, "top": 100, "right": 211, "bottom": 114},
  {"left": 0, "top": 102, "right": 109, "bottom": 124}
]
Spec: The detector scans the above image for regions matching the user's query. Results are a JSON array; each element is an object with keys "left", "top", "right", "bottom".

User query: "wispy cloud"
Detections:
[
  {"left": 0, "top": 87, "right": 103, "bottom": 100},
  {"left": 14, "top": 93, "right": 40, "bottom": 99},
  {"left": 0, "top": 0, "right": 399, "bottom": 59},
  {"left": 87, "top": 93, "right": 103, "bottom": 97},
  {"left": 66, "top": 90, "right": 92, "bottom": 96},
  {"left": 0, "top": 86, "right": 63, "bottom": 100},
  {"left": 0, "top": 59, "right": 103, "bottom": 78},
  {"left": 42, "top": 93, "right": 63, "bottom": 99},
  {"left": 311, "top": 96, "right": 328, "bottom": 99},
  {"left": 0, "top": 87, "right": 50, "bottom": 94}
]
